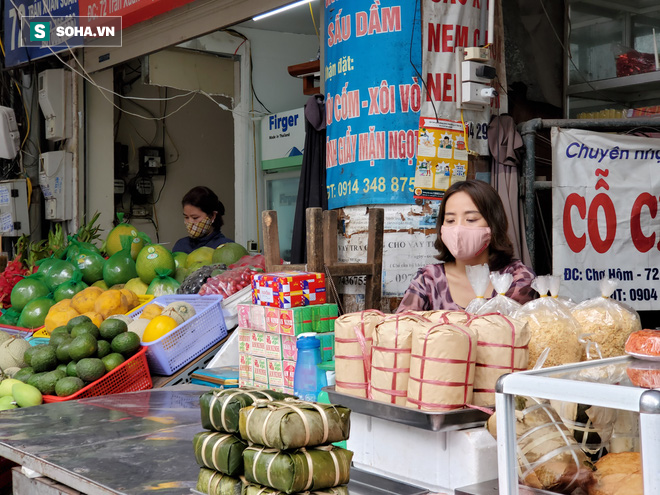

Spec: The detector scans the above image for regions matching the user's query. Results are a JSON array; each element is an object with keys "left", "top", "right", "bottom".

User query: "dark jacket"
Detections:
[{"left": 172, "top": 230, "right": 233, "bottom": 254}]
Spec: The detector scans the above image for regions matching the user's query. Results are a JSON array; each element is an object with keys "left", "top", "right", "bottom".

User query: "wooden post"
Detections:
[
  {"left": 306, "top": 208, "right": 324, "bottom": 273},
  {"left": 262, "top": 210, "right": 281, "bottom": 273},
  {"left": 323, "top": 210, "right": 339, "bottom": 303},
  {"left": 364, "top": 208, "right": 384, "bottom": 310}
]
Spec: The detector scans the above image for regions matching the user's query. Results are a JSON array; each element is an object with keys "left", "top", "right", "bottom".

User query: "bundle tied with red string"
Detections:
[
  {"left": 406, "top": 319, "right": 479, "bottom": 412},
  {"left": 415, "top": 309, "right": 471, "bottom": 326},
  {"left": 467, "top": 313, "right": 530, "bottom": 407},
  {"left": 370, "top": 312, "right": 430, "bottom": 406},
  {"left": 334, "top": 310, "right": 384, "bottom": 398}
]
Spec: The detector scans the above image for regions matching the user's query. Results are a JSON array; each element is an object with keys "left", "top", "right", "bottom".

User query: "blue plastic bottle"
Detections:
[{"left": 293, "top": 333, "right": 327, "bottom": 402}]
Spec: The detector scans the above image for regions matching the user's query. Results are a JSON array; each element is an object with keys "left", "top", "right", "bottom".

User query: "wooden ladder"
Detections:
[{"left": 262, "top": 207, "right": 384, "bottom": 311}]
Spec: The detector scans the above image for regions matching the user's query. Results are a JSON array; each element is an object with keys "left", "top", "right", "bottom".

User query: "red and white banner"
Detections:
[
  {"left": 421, "top": 0, "right": 506, "bottom": 156},
  {"left": 552, "top": 127, "right": 660, "bottom": 310}
]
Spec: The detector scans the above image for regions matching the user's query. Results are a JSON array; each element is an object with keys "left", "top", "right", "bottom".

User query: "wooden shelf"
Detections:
[{"left": 288, "top": 60, "right": 321, "bottom": 95}]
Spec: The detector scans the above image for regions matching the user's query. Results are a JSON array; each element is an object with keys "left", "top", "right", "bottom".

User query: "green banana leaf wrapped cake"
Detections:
[
  {"left": 243, "top": 445, "right": 353, "bottom": 494},
  {"left": 242, "top": 481, "right": 349, "bottom": 495},
  {"left": 196, "top": 468, "right": 243, "bottom": 495},
  {"left": 239, "top": 400, "right": 351, "bottom": 449},
  {"left": 193, "top": 431, "right": 247, "bottom": 476},
  {"left": 200, "top": 388, "right": 291, "bottom": 433}
]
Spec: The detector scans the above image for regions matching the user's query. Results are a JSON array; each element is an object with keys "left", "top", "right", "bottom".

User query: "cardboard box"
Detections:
[
  {"left": 238, "top": 328, "right": 251, "bottom": 354},
  {"left": 283, "top": 386, "right": 295, "bottom": 395},
  {"left": 250, "top": 331, "right": 267, "bottom": 357},
  {"left": 239, "top": 353, "right": 253, "bottom": 380},
  {"left": 239, "top": 377, "right": 254, "bottom": 388},
  {"left": 250, "top": 304, "right": 266, "bottom": 331},
  {"left": 282, "top": 335, "right": 297, "bottom": 361},
  {"left": 283, "top": 360, "right": 296, "bottom": 388},
  {"left": 253, "top": 381, "right": 269, "bottom": 389},
  {"left": 267, "top": 359, "right": 285, "bottom": 387},
  {"left": 279, "top": 304, "right": 338, "bottom": 336},
  {"left": 252, "top": 271, "right": 326, "bottom": 308},
  {"left": 263, "top": 333, "right": 297, "bottom": 360},
  {"left": 319, "top": 332, "right": 335, "bottom": 362},
  {"left": 237, "top": 303, "right": 251, "bottom": 329},
  {"left": 253, "top": 356, "right": 269, "bottom": 385},
  {"left": 265, "top": 307, "right": 280, "bottom": 333}
]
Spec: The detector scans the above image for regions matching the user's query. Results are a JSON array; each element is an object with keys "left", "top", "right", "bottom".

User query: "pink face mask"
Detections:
[{"left": 440, "top": 225, "right": 492, "bottom": 261}]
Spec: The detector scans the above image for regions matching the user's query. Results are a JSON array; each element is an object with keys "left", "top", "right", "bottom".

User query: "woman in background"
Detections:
[
  {"left": 173, "top": 186, "right": 233, "bottom": 254},
  {"left": 397, "top": 180, "right": 535, "bottom": 311}
]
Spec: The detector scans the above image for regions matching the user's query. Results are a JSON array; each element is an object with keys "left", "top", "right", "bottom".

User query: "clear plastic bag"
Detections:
[
  {"left": 199, "top": 265, "right": 264, "bottom": 298},
  {"left": 476, "top": 272, "right": 521, "bottom": 316},
  {"left": 548, "top": 275, "right": 576, "bottom": 310},
  {"left": 512, "top": 276, "right": 582, "bottom": 369},
  {"left": 571, "top": 279, "right": 642, "bottom": 360},
  {"left": 464, "top": 263, "right": 490, "bottom": 314}
]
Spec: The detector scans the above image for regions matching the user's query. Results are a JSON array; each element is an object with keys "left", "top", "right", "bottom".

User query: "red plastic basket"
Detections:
[{"left": 42, "top": 346, "right": 152, "bottom": 403}]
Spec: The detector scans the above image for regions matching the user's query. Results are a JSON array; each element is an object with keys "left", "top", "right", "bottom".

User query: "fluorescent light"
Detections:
[{"left": 253, "top": 0, "right": 313, "bottom": 21}]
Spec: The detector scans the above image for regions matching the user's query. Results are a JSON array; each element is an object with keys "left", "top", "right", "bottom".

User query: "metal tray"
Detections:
[{"left": 324, "top": 386, "right": 490, "bottom": 432}]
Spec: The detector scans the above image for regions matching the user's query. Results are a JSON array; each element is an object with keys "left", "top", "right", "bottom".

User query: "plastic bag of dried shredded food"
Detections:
[
  {"left": 465, "top": 263, "right": 491, "bottom": 314},
  {"left": 512, "top": 276, "right": 582, "bottom": 369},
  {"left": 476, "top": 272, "right": 521, "bottom": 316},
  {"left": 571, "top": 279, "right": 642, "bottom": 361}
]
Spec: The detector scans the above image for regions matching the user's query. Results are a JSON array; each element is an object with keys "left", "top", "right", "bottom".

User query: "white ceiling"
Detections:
[{"left": 236, "top": 0, "right": 322, "bottom": 36}]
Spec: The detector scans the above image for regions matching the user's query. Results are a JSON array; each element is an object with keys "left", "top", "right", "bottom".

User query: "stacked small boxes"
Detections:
[{"left": 237, "top": 301, "right": 338, "bottom": 392}]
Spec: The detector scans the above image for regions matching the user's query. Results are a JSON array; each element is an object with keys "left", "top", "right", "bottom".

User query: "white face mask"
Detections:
[{"left": 440, "top": 225, "right": 492, "bottom": 260}]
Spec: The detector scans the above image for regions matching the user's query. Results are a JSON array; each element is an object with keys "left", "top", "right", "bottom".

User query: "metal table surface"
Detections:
[{"left": 0, "top": 385, "right": 429, "bottom": 495}]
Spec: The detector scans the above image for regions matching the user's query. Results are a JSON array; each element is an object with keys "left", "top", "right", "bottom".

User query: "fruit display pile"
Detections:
[{"left": 0, "top": 214, "right": 263, "bottom": 331}]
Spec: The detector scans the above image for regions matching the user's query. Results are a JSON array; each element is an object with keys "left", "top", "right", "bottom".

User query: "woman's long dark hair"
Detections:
[
  {"left": 434, "top": 180, "right": 514, "bottom": 271},
  {"left": 182, "top": 186, "right": 225, "bottom": 231}
]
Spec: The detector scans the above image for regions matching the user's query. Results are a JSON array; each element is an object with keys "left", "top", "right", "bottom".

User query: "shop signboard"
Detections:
[
  {"left": 324, "top": 0, "right": 422, "bottom": 208},
  {"left": 261, "top": 108, "right": 305, "bottom": 170},
  {"left": 552, "top": 127, "right": 660, "bottom": 310},
  {"left": 3, "top": 0, "right": 194, "bottom": 67},
  {"left": 420, "top": 0, "right": 506, "bottom": 157}
]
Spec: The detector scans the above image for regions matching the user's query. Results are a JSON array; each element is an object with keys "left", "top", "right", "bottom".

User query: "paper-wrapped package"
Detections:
[
  {"left": 239, "top": 399, "right": 350, "bottom": 450},
  {"left": 243, "top": 446, "right": 353, "bottom": 494},
  {"left": 192, "top": 431, "right": 247, "bottom": 476},
  {"left": 371, "top": 312, "right": 429, "bottom": 405},
  {"left": 242, "top": 482, "right": 349, "bottom": 495},
  {"left": 200, "top": 388, "right": 291, "bottom": 433},
  {"left": 196, "top": 468, "right": 243, "bottom": 495},
  {"left": 406, "top": 321, "right": 477, "bottom": 411},
  {"left": 334, "top": 310, "right": 384, "bottom": 398},
  {"left": 487, "top": 398, "right": 594, "bottom": 494},
  {"left": 468, "top": 313, "right": 530, "bottom": 406},
  {"left": 513, "top": 277, "right": 582, "bottom": 369},
  {"left": 572, "top": 279, "right": 642, "bottom": 360},
  {"left": 415, "top": 309, "right": 470, "bottom": 326}
]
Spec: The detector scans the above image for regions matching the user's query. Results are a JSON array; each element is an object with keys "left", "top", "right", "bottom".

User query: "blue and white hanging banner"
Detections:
[{"left": 324, "top": 0, "right": 421, "bottom": 208}]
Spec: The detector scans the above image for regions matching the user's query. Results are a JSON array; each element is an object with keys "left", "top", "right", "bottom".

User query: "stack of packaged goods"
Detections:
[
  {"left": 236, "top": 271, "right": 338, "bottom": 392},
  {"left": 194, "top": 388, "right": 292, "bottom": 495},
  {"left": 194, "top": 387, "right": 353, "bottom": 495}
]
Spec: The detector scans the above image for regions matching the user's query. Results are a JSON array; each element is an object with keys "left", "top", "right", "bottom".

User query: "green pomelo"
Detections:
[
  {"left": 10, "top": 277, "right": 50, "bottom": 312},
  {"left": 17, "top": 297, "right": 55, "bottom": 329},
  {"left": 212, "top": 242, "right": 249, "bottom": 266},
  {"left": 124, "top": 277, "right": 148, "bottom": 296},
  {"left": 92, "top": 280, "right": 109, "bottom": 290},
  {"left": 99, "top": 318, "right": 128, "bottom": 341},
  {"left": 68, "top": 334, "right": 98, "bottom": 362},
  {"left": 0, "top": 378, "right": 23, "bottom": 397},
  {"left": 105, "top": 224, "right": 144, "bottom": 259},
  {"left": 76, "top": 358, "right": 106, "bottom": 382},
  {"left": 13, "top": 382, "right": 43, "bottom": 407},
  {"left": 73, "top": 251, "right": 106, "bottom": 285},
  {"left": 55, "top": 377, "right": 85, "bottom": 397},
  {"left": 43, "top": 260, "right": 80, "bottom": 292},
  {"left": 54, "top": 279, "right": 88, "bottom": 302},
  {"left": 185, "top": 247, "right": 215, "bottom": 268},
  {"left": 136, "top": 245, "right": 175, "bottom": 285},
  {"left": 173, "top": 252, "right": 187, "bottom": 271}
]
